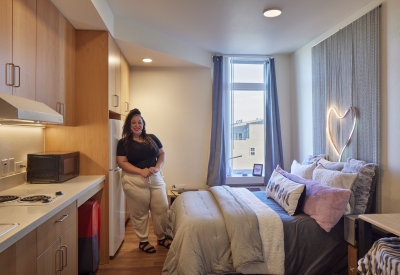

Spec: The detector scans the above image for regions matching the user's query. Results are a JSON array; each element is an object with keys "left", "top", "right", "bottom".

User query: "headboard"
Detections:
[{"left": 311, "top": 6, "right": 381, "bottom": 212}]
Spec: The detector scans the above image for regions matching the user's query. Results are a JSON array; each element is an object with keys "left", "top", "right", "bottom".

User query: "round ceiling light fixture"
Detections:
[
  {"left": 142, "top": 58, "right": 152, "bottom": 63},
  {"left": 263, "top": 8, "right": 282, "bottom": 18}
]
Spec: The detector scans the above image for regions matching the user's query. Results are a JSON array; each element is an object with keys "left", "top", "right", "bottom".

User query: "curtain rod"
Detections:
[{"left": 212, "top": 54, "right": 273, "bottom": 58}]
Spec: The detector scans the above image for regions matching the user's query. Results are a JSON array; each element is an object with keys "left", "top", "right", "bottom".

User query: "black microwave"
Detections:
[{"left": 27, "top": 151, "right": 80, "bottom": 183}]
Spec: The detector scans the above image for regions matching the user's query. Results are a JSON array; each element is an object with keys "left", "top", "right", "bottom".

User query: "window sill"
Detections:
[{"left": 226, "top": 174, "right": 264, "bottom": 185}]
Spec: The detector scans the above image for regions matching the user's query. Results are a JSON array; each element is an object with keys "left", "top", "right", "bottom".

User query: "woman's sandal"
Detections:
[
  {"left": 139, "top": 241, "right": 156, "bottom": 254},
  {"left": 157, "top": 237, "right": 173, "bottom": 249}
]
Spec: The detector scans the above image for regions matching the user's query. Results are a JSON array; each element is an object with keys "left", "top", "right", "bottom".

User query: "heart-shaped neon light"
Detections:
[{"left": 326, "top": 106, "right": 357, "bottom": 161}]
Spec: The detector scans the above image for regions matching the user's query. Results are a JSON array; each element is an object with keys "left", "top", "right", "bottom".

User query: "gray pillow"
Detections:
[
  {"left": 318, "top": 158, "right": 345, "bottom": 171},
  {"left": 302, "top": 154, "right": 326, "bottom": 165},
  {"left": 342, "top": 158, "right": 377, "bottom": 215}
]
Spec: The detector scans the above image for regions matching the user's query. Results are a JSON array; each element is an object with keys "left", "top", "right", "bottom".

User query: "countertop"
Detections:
[{"left": 0, "top": 175, "right": 105, "bottom": 254}]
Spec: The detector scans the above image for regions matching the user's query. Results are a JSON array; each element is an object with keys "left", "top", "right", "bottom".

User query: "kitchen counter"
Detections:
[{"left": 0, "top": 175, "right": 105, "bottom": 254}]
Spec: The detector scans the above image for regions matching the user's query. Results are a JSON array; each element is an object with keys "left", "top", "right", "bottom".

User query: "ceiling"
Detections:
[{"left": 51, "top": 0, "right": 375, "bottom": 67}]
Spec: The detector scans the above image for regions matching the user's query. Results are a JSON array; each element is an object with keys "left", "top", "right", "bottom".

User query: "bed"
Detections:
[{"left": 162, "top": 157, "right": 377, "bottom": 275}]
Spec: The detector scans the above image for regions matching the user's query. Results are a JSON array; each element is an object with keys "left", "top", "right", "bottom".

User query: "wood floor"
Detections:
[{"left": 96, "top": 219, "right": 168, "bottom": 275}]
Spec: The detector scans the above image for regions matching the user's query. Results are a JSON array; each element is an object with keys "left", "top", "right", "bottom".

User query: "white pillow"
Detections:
[
  {"left": 291, "top": 160, "right": 316, "bottom": 180},
  {"left": 266, "top": 169, "right": 305, "bottom": 216},
  {"left": 312, "top": 164, "right": 358, "bottom": 215}
]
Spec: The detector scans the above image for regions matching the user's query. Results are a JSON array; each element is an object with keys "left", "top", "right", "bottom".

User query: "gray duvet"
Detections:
[{"left": 163, "top": 188, "right": 347, "bottom": 275}]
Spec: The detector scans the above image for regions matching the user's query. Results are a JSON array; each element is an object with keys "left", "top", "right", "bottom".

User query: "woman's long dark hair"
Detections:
[{"left": 121, "top": 108, "right": 157, "bottom": 153}]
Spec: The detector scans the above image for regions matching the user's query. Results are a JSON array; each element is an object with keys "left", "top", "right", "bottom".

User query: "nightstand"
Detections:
[
  {"left": 358, "top": 213, "right": 400, "bottom": 260},
  {"left": 167, "top": 189, "right": 180, "bottom": 205}
]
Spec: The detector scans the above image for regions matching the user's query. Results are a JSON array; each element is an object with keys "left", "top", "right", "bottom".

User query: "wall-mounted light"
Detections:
[
  {"left": 326, "top": 106, "right": 357, "bottom": 161},
  {"left": 142, "top": 58, "right": 152, "bottom": 63},
  {"left": 263, "top": 8, "right": 282, "bottom": 18}
]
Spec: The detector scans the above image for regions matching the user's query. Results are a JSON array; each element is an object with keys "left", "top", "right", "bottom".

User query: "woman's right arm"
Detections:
[{"left": 117, "top": 156, "right": 152, "bottom": 178}]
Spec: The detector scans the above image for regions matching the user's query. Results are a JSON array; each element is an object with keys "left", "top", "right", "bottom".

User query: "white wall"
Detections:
[
  {"left": 0, "top": 126, "right": 44, "bottom": 191},
  {"left": 130, "top": 55, "right": 292, "bottom": 189},
  {"left": 129, "top": 67, "right": 212, "bottom": 190},
  {"left": 290, "top": 0, "right": 400, "bottom": 213}
]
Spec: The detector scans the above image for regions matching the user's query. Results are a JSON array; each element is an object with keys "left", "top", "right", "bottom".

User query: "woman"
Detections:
[{"left": 117, "top": 108, "right": 172, "bottom": 254}]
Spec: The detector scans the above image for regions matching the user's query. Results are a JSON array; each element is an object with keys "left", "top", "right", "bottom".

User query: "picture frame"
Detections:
[{"left": 252, "top": 164, "right": 263, "bottom": 176}]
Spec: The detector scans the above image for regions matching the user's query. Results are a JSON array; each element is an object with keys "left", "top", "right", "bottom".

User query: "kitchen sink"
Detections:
[{"left": 0, "top": 223, "right": 19, "bottom": 237}]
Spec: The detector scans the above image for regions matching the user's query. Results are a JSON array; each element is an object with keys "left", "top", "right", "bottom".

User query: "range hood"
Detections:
[{"left": 0, "top": 92, "right": 63, "bottom": 125}]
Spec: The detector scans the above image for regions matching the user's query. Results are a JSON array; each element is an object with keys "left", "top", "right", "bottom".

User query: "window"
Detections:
[{"left": 227, "top": 59, "right": 266, "bottom": 176}]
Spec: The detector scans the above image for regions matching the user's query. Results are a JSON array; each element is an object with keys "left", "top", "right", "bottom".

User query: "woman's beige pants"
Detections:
[{"left": 122, "top": 171, "right": 168, "bottom": 243}]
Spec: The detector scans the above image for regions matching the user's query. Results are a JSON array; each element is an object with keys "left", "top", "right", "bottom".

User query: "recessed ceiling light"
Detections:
[
  {"left": 142, "top": 58, "right": 152, "bottom": 63},
  {"left": 263, "top": 8, "right": 282, "bottom": 18}
]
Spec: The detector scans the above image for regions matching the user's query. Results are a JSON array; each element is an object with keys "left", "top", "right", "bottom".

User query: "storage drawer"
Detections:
[{"left": 36, "top": 201, "right": 77, "bottom": 256}]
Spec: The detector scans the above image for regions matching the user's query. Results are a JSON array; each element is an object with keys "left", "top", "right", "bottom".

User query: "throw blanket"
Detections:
[
  {"left": 358, "top": 237, "right": 400, "bottom": 275},
  {"left": 233, "top": 188, "right": 284, "bottom": 274},
  {"left": 163, "top": 186, "right": 284, "bottom": 275}
]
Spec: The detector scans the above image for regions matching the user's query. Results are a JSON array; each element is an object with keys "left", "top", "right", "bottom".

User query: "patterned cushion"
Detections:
[
  {"left": 266, "top": 169, "right": 305, "bottom": 216},
  {"left": 276, "top": 166, "right": 351, "bottom": 232},
  {"left": 312, "top": 164, "right": 358, "bottom": 215},
  {"left": 290, "top": 160, "right": 316, "bottom": 180},
  {"left": 342, "top": 158, "right": 377, "bottom": 214}
]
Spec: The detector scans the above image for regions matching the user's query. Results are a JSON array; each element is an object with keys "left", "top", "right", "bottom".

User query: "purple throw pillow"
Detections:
[{"left": 276, "top": 166, "right": 351, "bottom": 232}]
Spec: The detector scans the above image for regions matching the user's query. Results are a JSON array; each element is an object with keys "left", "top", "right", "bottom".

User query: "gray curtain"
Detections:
[
  {"left": 264, "top": 58, "right": 284, "bottom": 184},
  {"left": 206, "top": 56, "right": 226, "bottom": 186},
  {"left": 312, "top": 6, "right": 380, "bottom": 211}
]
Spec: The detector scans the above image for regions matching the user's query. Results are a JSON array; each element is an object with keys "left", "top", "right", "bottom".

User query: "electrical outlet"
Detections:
[
  {"left": 1, "top": 159, "right": 8, "bottom": 176},
  {"left": 15, "top": 161, "right": 24, "bottom": 173},
  {"left": 8, "top": 158, "right": 15, "bottom": 173}
]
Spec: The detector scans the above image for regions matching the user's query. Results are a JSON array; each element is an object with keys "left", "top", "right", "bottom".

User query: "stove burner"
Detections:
[
  {"left": 20, "top": 195, "right": 51, "bottom": 202},
  {"left": 0, "top": 196, "right": 19, "bottom": 203}
]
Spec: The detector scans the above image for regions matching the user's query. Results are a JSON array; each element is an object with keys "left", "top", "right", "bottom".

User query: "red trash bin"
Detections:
[{"left": 78, "top": 199, "right": 100, "bottom": 274}]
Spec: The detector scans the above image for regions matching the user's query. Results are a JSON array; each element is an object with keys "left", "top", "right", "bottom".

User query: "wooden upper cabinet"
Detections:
[
  {"left": 108, "top": 35, "right": 121, "bottom": 114},
  {"left": 36, "top": 0, "right": 76, "bottom": 126},
  {"left": 120, "top": 54, "right": 130, "bottom": 116},
  {"left": 0, "top": 0, "right": 36, "bottom": 99},
  {"left": 0, "top": 0, "right": 13, "bottom": 94}
]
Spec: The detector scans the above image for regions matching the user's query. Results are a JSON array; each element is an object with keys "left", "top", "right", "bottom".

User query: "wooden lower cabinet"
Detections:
[
  {"left": 37, "top": 224, "right": 77, "bottom": 275},
  {"left": 0, "top": 230, "right": 36, "bottom": 275}
]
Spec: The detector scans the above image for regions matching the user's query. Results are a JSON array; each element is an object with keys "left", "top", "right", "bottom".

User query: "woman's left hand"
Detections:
[{"left": 149, "top": 167, "right": 160, "bottom": 174}]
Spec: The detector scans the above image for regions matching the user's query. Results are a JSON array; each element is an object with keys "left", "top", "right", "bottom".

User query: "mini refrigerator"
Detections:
[{"left": 108, "top": 119, "right": 126, "bottom": 257}]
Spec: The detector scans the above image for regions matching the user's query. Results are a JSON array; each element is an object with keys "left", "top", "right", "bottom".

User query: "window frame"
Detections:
[{"left": 226, "top": 58, "right": 267, "bottom": 185}]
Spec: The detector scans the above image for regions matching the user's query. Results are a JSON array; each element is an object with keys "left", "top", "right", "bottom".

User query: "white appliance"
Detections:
[
  {"left": 108, "top": 119, "right": 125, "bottom": 257},
  {"left": 0, "top": 92, "right": 63, "bottom": 124}
]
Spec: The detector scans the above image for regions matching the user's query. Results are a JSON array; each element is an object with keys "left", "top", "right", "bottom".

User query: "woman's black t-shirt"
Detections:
[{"left": 117, "top": 134, "right": 163, "bottom": 169}]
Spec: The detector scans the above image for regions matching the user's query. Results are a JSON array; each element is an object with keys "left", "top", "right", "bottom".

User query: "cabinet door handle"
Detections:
[
  {"left": 56, "top": 214, "right": 68, "bottom": 222},
  {"left": 113, "top": 94, "right": 119, "bottom": 107},
  {"left": 125, "top": 102, "right": 129, "bottom": 112},
  {"left": 56, "top": 248, "right": 64, "bottom": 272},
  {"left": 13, "top": 65, "right": 20, "bottom": 87},
  {"left": 61, "top": 245, "right": 68, "bottom": 268},
  {"left": 5, "top": 63, "right": 14, "bottom": 86},
  {"left": 56, "top": 102, "right": 65, "bottom": 116}
]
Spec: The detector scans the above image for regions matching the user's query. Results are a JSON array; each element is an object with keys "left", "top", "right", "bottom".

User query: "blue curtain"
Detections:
[
  {"left": 206, "top": 56, "right": 226, "bottom": 186},
  {"left": 264, "top": 58, "right": 284, "bottom": 184}
]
